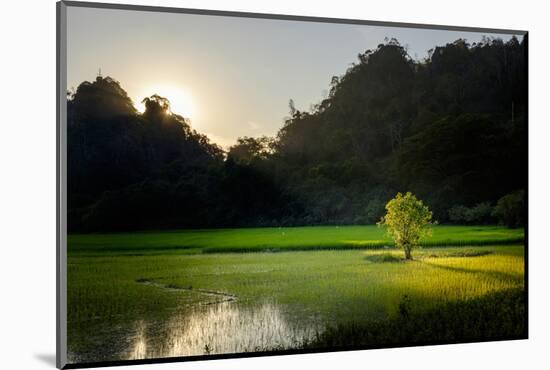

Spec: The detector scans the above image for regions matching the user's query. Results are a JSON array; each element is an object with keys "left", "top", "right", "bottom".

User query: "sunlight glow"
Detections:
[{"left": 137, "top": 84, "right": 196, "bottom": 121}]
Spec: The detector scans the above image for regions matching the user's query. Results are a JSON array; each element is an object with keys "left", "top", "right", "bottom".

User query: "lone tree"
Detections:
[{"left": 378, "top": 192, "right": 434, "bottom": 260}]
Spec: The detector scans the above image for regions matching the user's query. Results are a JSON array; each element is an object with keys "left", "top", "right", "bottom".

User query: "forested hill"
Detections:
[
  {"left": 67, "top": 77, "right": 225, "bottom": 230},
  {"left": 68, "top": 37, "right": 527, "bottom": 232}
]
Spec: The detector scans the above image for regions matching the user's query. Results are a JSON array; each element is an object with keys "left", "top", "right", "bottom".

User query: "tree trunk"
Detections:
[{"left": 404, "top": 246, "right": 412, "bottom": 260}]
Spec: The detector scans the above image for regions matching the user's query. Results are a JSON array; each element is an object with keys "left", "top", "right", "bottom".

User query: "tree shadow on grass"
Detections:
[{"left": 363, "top": 253, "right": 402, "bottom": 263}]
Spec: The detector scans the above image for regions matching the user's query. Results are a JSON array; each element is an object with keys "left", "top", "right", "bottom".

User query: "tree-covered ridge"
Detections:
[
  {"left": 68, "top": 36, "right": 526, "bottom": 231},
  {"left": 67, "top": 76, "right": 225, "bottom": 230}
]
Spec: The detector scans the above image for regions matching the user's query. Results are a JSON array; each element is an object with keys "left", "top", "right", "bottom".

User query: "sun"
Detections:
[{"left": 138, "top": 85, "right": 196, "bottom": 120}]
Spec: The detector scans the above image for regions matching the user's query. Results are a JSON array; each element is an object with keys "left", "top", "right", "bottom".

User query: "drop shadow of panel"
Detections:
[
  {"left": 420, "top": 260, "right": 523, "bottom": 283},
  {"left": 34, "top": 353, "right": 56, "bottom": 367}
]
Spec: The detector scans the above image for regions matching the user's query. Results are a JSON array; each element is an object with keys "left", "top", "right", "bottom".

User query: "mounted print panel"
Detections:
[{"left": 57, "top": 1, "right": 528, "bottom": 368}]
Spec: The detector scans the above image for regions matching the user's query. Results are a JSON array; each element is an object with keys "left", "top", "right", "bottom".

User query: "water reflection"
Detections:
[{"left": 127, "top": 302, "right": 320, "bottom": 360}]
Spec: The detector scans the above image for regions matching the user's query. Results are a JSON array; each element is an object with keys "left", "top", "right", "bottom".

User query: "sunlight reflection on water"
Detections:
[{"left": 128, "top": 302, "right": 320, "bottom": 360}]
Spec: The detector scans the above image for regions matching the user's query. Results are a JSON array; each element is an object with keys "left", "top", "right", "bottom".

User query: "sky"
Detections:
[{"left": 67, "top": 6, "right": 521, "bottom": 148}]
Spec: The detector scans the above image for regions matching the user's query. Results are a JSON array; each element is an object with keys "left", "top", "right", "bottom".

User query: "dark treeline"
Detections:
[{"left": 68, "top": 37, "right": 527, "bottom": 232}]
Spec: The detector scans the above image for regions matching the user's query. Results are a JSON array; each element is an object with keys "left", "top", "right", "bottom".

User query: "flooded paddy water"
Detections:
[
  {"left": 68, "top": 300, "right": 321, "bottom": 363},
  {"left": 128, "top": 302, "right": 319, "bottom": 360}
]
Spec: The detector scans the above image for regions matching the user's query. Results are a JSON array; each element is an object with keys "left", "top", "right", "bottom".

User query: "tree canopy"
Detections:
[{"left": 378, "top": 192, "right": 434, "bottom": 259}]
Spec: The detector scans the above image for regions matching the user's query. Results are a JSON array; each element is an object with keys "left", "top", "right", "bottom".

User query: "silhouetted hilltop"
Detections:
[{"left": 68, "top": 37, "right": 527, "bottom": 231}]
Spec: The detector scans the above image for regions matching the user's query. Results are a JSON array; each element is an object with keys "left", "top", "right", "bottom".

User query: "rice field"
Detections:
[
  {"left": 68, "top": 225, "right": 524, "bottom": 255},
  {"left": 67, "top": 226, "right": 525, "bottom": 363}
]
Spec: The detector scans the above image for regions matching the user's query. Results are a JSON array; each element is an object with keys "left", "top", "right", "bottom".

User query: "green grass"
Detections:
[
  {"left": 67, "top": 225, "right": 525, "bottom": 362},
  {"left": 71, "top": 245, "right": 524, "bottom": 322},
  {"left": 68, "top": 246, "right": 524, "bottom": 357},
  {"left": 68, "top": 225, "right": 524, "bottom": 255},
  {"left": 307, "top": 288, "right": 525, "bottom": 349}
]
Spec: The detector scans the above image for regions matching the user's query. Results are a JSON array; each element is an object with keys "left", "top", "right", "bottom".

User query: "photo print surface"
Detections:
[{"left": 59, "top": 2, "right": 528, "bottom": 367}]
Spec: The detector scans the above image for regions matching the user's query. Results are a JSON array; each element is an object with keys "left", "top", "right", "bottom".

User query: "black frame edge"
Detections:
[
  {"left": 61, "top": 0, "right": 527, "bottom": 35},
  {"left": 57, "top": 1, "right": 68, "bottom": 369}
]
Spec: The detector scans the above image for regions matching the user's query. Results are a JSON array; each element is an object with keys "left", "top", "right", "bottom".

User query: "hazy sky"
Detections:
[{"left": 67, "top": 6, "right": 520, "bottom": 148}]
